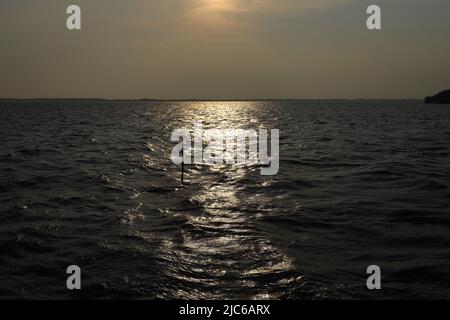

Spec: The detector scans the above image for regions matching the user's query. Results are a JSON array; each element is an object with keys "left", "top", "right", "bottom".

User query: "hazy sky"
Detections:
[{"left": 1, "top": 0, "right": 449, "bottom": 99}]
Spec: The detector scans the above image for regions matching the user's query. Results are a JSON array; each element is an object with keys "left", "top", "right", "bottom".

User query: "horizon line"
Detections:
[{"left": 0, "top": 97, "right": 424, "bottom": 102}]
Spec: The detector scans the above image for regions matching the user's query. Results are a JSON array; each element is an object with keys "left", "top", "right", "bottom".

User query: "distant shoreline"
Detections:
[{"left": 0, "top": 98, "right": 423, "bottom": 102}]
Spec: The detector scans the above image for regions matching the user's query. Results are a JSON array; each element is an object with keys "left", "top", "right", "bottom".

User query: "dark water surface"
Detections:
[{"left": 1, "top": 100, "right": 450, "bottom": 299}]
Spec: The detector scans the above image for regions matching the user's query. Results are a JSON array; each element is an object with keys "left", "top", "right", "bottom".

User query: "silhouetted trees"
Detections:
[{"left": 425, "top": 89, "right": 450, "bottom": 104}]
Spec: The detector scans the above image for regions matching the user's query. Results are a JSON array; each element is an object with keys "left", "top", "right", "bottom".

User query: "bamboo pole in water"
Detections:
[{"left": 181, "top": 147, "right": 184, "bottom": 184}]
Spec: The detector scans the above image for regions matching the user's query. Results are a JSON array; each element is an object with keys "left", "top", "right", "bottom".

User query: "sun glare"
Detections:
[
  {"left": 200, "top": 0, "right": 235, "bottom": 11},
  {"left": 187, "top": 0, "right": 242, "bottom": 29}
]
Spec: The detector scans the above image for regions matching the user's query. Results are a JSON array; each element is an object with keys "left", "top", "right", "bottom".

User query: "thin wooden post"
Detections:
[{"left": 181, "top": 147, "right": 185, "bottom": 185}]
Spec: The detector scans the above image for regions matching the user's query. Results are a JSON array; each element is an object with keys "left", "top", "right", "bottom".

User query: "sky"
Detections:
[{"left": 0, "top": 0, "right": 449, "bottom": 99}]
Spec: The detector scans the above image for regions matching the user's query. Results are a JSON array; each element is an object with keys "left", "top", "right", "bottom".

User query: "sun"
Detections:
[
  {"left": 199, "top": 0, "right": 235, "bottom": 11},
  {"left": 185, "top": 0, "right": 242, "bottom": 28}
]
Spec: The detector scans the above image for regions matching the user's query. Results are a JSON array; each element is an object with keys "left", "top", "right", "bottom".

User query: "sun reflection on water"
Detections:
[
  {"left": 141, "top": 101, "right": 300, "bottom": 299},
  {"left": 171, "top": 101, "right": 267, "bottom": 129}
]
